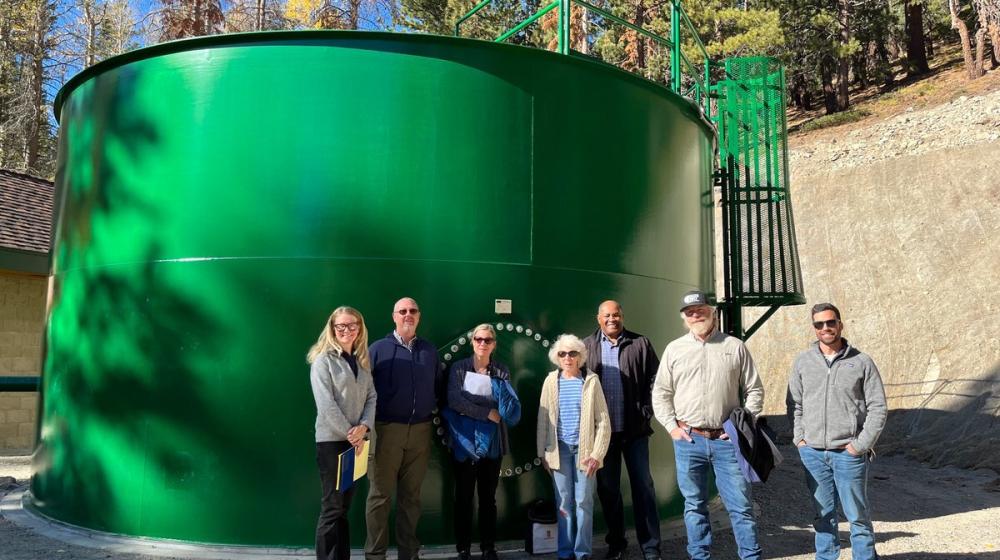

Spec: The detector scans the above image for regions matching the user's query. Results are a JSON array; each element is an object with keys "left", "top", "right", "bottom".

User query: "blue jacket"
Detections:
[
  {"left": 369, "top": 333, "right": 442, "bottom": 424},
  {"left": 443, "top": 358, "right": 521, "bottom": 461}
]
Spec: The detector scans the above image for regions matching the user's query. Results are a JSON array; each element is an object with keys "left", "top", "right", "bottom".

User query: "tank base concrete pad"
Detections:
[{"left": 2, "top": 483, "right": 718, "bottom": 560}]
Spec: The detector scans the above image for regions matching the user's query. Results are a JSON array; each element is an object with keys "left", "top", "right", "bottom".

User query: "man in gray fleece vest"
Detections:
[{"left": 787, "top": 303, "right": 887, "bottom": 560}]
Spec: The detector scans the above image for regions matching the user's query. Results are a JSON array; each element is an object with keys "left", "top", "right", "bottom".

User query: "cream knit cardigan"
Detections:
[{"left": 536, "top": 369, "right": 612, "bottom": 471}]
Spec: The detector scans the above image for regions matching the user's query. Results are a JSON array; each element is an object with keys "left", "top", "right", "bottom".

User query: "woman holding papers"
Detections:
[
  {"left": 536, "top": 334, "right": 612, "bottom": 560},
  {"left": 443, "top": 323, "right": 522, "bottom": 560},
  {"left": 307, "top": 306, "right": 377, "bottom": 560}
]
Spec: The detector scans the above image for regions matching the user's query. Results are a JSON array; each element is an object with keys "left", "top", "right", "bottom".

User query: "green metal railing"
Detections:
[
  {"left": 712, "top": 57, "right": 805, "bottom": 338},
  {"left": 455, "top": 0, "right": 711, "bottom": 114},
  {"left": 454, "top": 1, "right": 805, "bottom": 338}
]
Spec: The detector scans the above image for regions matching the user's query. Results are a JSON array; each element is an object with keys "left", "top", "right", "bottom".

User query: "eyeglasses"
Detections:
[
  {"left": 473, "top": 337, "right": 495, "bottom": 345},
  {"left": 333, "top": 322, "right": 360, "bottom": 333},
  {"left": 557, "top": 350, "right": 580, "bottom": 358},
  {"left": 683, "top": 307, "right": 710, "bottom": 317},
  {"left": 812, "top": 319, "right": 839, "bottom": 329},
  {"left": 395, "top": 308, "right": 420, "bottom": 316}
]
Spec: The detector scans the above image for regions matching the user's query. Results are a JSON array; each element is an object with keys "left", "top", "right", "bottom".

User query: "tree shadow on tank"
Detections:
[{"left": 35, "top": 67, "right": 292, "bottom": 544}]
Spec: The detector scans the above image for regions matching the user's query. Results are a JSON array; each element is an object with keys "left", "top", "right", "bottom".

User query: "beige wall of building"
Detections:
[{"left": 0, "top": 270, "right": 46, "bottom": 451}]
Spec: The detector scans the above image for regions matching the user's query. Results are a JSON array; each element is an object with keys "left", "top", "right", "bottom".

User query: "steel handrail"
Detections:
[
  {"left": 495, "top": 1, "right": 559, "bottom": 43},
  {"left": 573, "top": 0, "right": 674, "bottom": 49},
  {"left": 678, "top": 5, "right": 708, "bottom": 63},
  {"left": 455, "top": 0, "right": 493, "bottom": 37},
  {"left": 454, "top": 0, "right": 712, "bottom": 109}
]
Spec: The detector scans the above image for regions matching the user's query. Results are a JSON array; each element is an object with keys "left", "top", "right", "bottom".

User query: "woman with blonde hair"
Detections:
[
  {"left": 536, "top": 333, "right": 611, "bottom": 560},
  {"left": 307, "top": 306, "right": 377, "bottom": 560}
]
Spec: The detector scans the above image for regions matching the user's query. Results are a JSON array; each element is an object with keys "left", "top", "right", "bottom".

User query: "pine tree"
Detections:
[{"left": 158, "top": 0, "right": 225, "bottom": 40}]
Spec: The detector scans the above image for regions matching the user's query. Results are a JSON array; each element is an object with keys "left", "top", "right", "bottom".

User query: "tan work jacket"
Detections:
[{"left": 652, "top": 330, "right": 764, "bottom": 433}]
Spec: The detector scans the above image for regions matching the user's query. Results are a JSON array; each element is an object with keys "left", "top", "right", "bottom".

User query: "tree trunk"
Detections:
[
  {"left": 0, "top": 13, "right": 10, "bottom": 167},
  {"left": 634, "top": 2, "right": 647, "bottom": 71},
  {"left": 854, "top": 51, "right": 869, "bottom": 90},
  {"left": 255, "top": 0, "right": 265, "bottom": 30},
  {"left": 26, "top": 1, "right": 50, "bottom": 173},
  {"left": 836, "top": 0, "right": 851, "bottom": 110},
  {"left": 790, "top": 75, "right": 803, "bottom": 109},
  {"left": 876, "top": 31, "right": 894, "bottom": 89},
  {"left": 905, "top": 0, "right": 930, "bottom": 75},
  {"left": 83, "top": 0, "right": 101, "bottom": 67},
  {"left": 821, "top": 58, "right": 838, "bottom": 114},
  {"left": 974, "top": 24, "right": 986, "bottom": 73},
  {"left": 992, "top": 23, "right": 1000, "bottom": 69},
  {"left": 951, "top": 0, "right": 984, "bottom": 79},
  {"left": 348, "top": 0, "right": 361, "bottom": 29},
  {"left": 980, "top": 12, "right": 998, "bottom": 69}
]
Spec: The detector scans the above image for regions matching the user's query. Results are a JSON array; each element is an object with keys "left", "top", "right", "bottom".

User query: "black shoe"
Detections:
[
  {"left": 458, "top": 551, "right": 472, "bottom": 560},
  {"left": 605, "top": 549, "right": 626, "bottom": 560},
  {"left": 481, "top": 550, "right": 498, "bottom": 560}
]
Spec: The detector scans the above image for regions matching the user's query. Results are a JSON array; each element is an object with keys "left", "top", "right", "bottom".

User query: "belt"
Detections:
[{"left": 678, "top": 421, "right": 726, "bottom": 440}]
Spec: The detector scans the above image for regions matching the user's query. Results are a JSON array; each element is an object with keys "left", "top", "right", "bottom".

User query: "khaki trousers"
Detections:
[{"left": 364, "top": 421, "right": 431, "bottom": 560}]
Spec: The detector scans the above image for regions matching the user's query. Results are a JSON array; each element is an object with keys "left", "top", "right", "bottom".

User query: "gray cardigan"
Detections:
[{"left": 310, "top": 350, "right": 377, "bottom": 443}]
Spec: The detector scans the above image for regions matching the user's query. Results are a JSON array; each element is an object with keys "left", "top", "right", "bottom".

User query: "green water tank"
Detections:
[{"left": 32, "top": 31, "right": 716, "bottom": 547}]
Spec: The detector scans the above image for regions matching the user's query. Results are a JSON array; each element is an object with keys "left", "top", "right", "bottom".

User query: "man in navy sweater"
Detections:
[{"left": 365, "top": 297, "right": 442, "bottom": 560}]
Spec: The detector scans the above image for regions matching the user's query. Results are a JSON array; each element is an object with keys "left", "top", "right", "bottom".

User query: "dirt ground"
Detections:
[{"left": 3, "top": 444, "right": 1000, "bottom": 560}]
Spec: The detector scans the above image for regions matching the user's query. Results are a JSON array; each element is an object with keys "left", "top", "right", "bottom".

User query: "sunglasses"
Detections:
[
  {"left": 557, "top": 350, "right": 581, "bottom": 358},
  {"left": 812, "top": 319, "right": 839, "bottom": 329},
  {"left": 333, "top": 322, "right": 359, "bottom": 333},
  {"left": 682, "top": 306, "right": 710, "bottom": 317},
  {"left": 395, "top": 308, "right": 420, "bottom": 315},
  {"left": 473, "top": 337, "right": 495, "bottom": 345}
]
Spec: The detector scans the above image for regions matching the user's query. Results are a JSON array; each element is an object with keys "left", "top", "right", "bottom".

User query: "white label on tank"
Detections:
[{"left": 495, "top": 299, "right": 512, "bottom": 314}]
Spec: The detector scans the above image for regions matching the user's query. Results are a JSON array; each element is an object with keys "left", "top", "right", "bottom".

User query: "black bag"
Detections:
[{"left": 524, "top": 499, "right": 558, "bottom": 554}]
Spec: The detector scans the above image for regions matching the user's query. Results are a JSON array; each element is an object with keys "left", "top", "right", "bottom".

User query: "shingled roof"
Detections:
[{"left": 0, "top": 169, "right": 53, "bottom": 255}]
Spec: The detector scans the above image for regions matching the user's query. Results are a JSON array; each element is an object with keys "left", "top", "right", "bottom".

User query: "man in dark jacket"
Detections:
[
  {"left": 365, "top": 297, "right": 442, "bottom": 560},
  {"left": 787, "top": 303, "right": 886, "bottom": 560},
  {"left": 583, "top": 300, "right": 661, "bottom": 560}
]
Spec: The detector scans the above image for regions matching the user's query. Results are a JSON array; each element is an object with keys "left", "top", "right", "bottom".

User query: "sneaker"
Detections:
[
  {"left": 605, "top": 549, "right": 625, "bottom": 560},
  {"left": 481, "top": 550, "right": 498, "bottom": 560},
  {"left": 458, "top": 551, "right": 472, "bottom": 560}
]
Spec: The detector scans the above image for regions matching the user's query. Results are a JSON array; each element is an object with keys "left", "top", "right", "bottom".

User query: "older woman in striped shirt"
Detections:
[{"left": 537, "top": 334, "right": 612, "bottom": 560}]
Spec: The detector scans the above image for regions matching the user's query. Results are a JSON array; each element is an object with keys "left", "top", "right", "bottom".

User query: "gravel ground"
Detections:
[{"left": 3, "top": 445, "right": 999, "bottom": 560}]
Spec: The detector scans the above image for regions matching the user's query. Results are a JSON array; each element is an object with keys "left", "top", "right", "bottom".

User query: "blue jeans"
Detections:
[
  {"left": 596, "top": 434, "right": 661, "bottom": 556},
  {"left": 798, "top": 446, "right": 876, "bottom": 560},
  {"left": 552, "top": 440, "right": 597, "bottom": 559},
  {"left": 673, "top": 435, "right": 761, "bottom": 560}
]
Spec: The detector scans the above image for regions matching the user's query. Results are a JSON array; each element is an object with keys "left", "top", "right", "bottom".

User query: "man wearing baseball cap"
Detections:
[{"left": 652, "top": 290, "right": 764, "bottom": 560}]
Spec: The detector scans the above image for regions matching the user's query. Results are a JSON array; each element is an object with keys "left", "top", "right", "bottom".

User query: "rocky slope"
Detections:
[{"left": 789, "top": 90, "right": 1000, "bottom": 172}]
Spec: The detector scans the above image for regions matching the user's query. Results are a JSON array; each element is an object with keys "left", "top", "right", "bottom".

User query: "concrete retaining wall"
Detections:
[{"left": 747, "top": 123, "right": 1000, "bottom": 470}]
